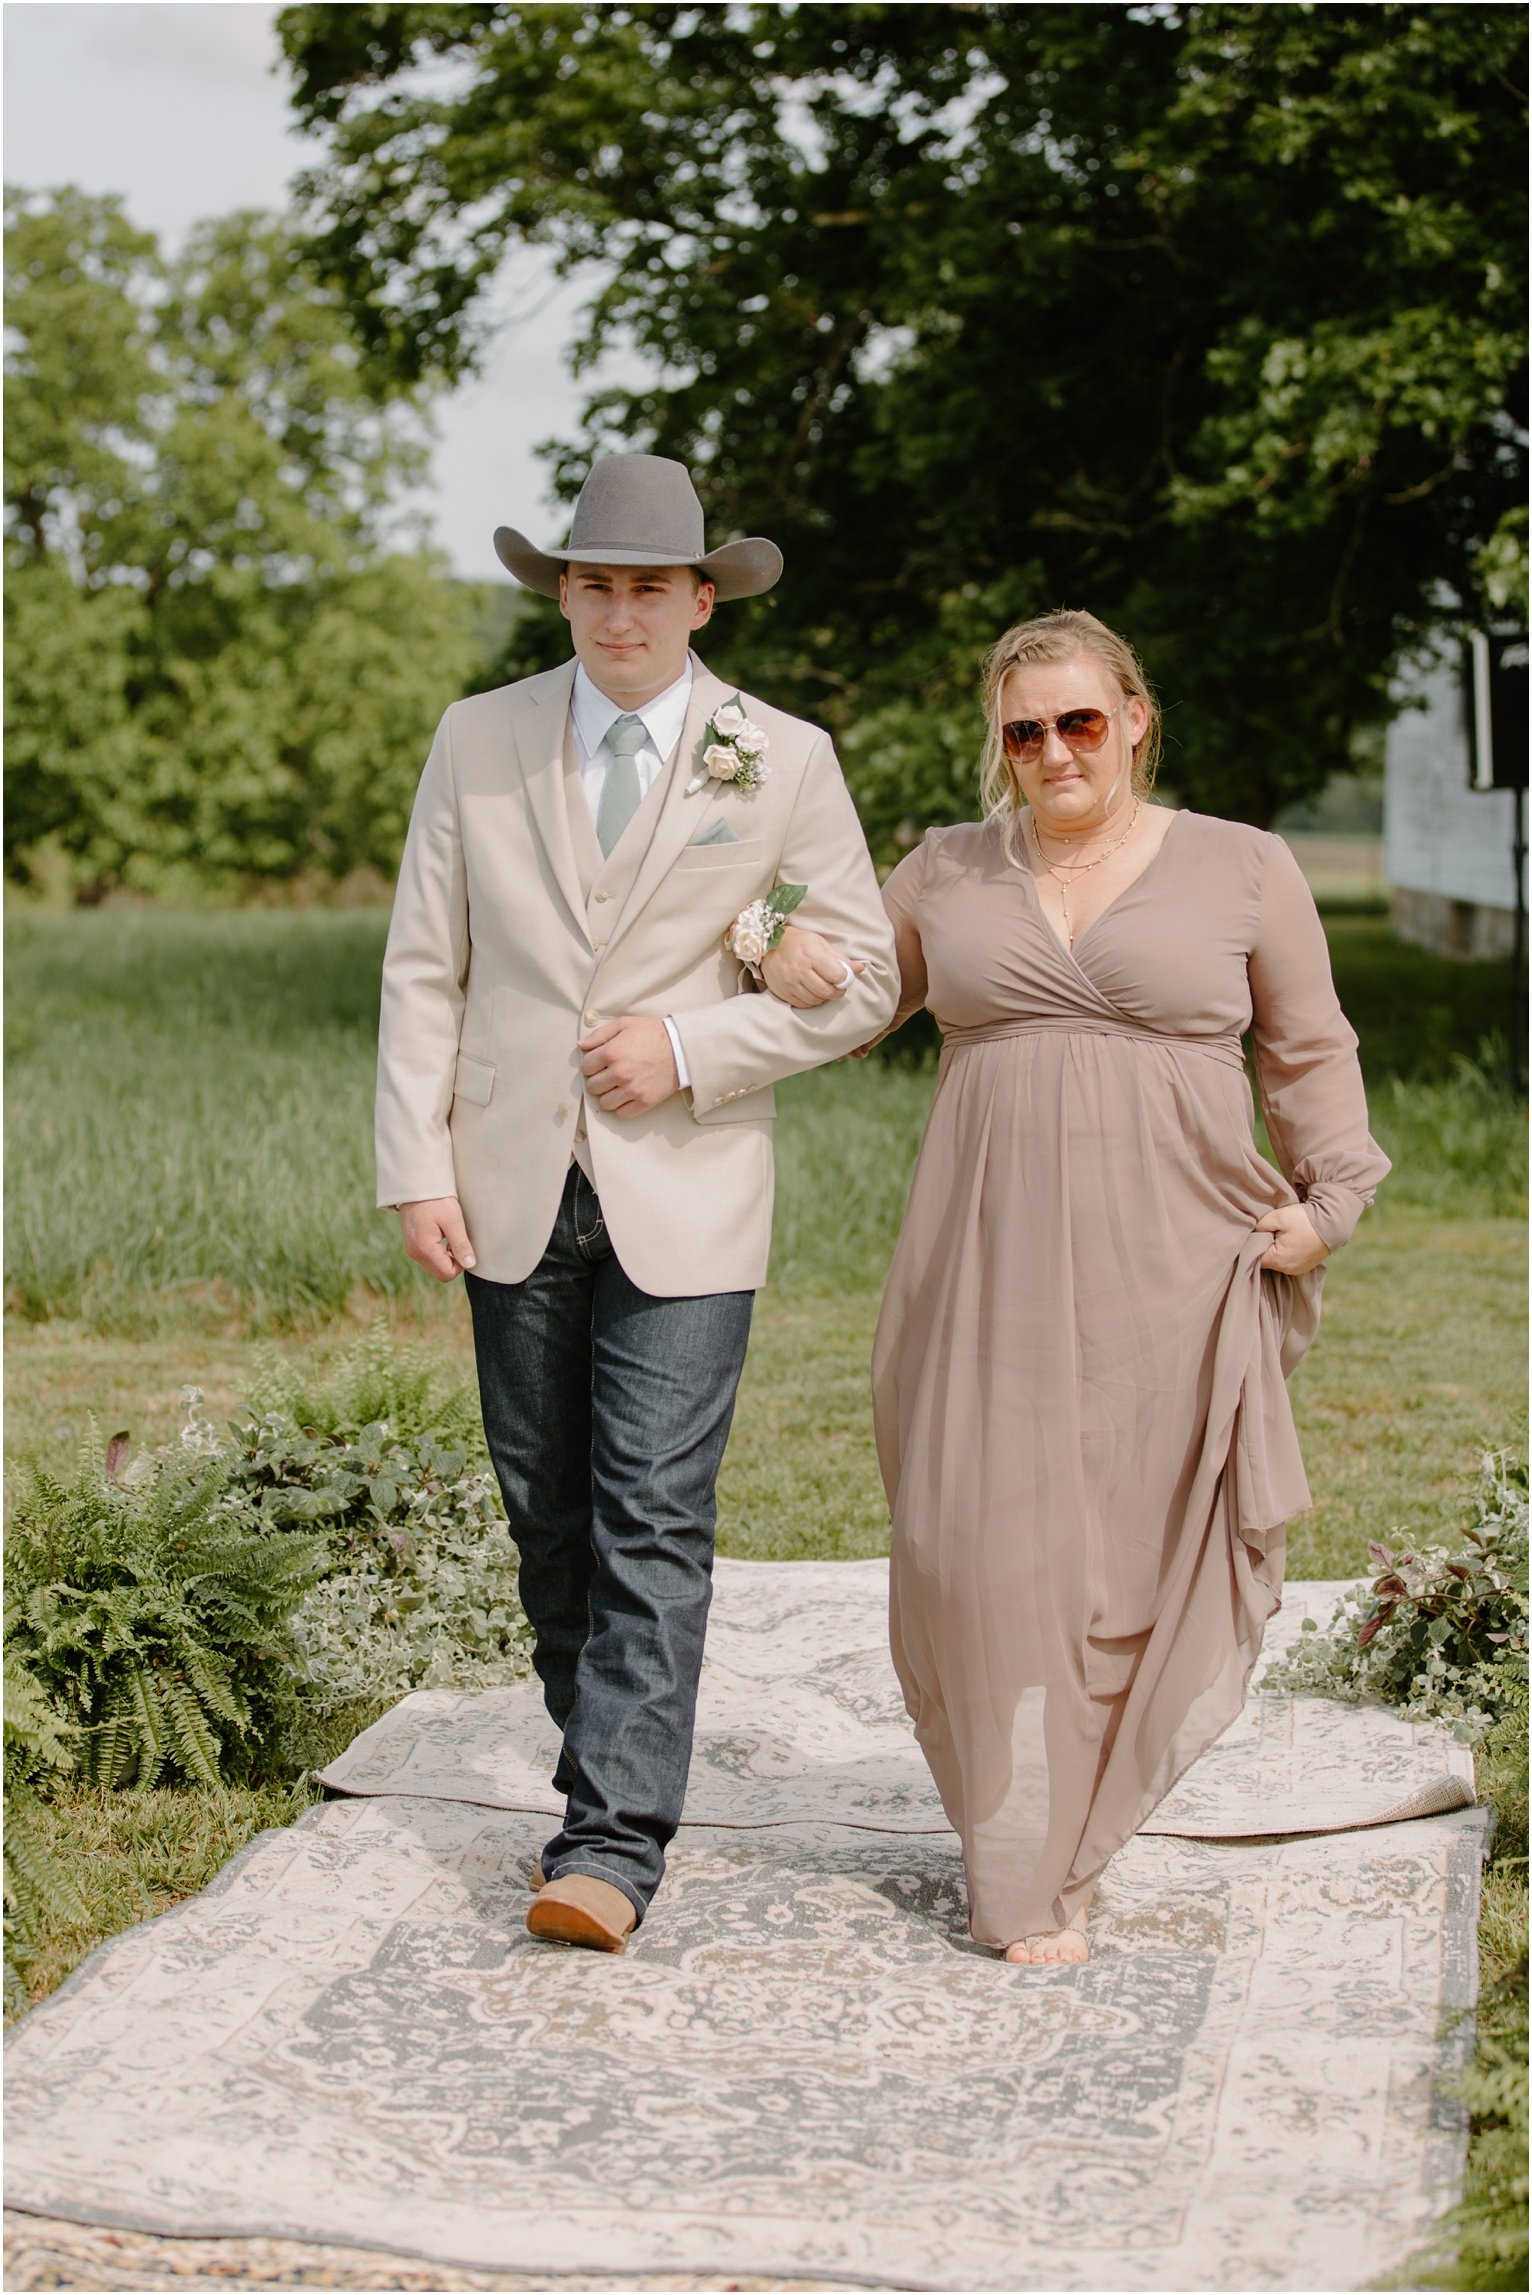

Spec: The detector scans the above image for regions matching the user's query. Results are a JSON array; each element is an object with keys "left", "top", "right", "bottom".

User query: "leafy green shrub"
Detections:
[
  {"left": 221, "top": 1401, "right": 530, "bottom": 1711},
  {"left": 1263, "top": 1453, "right": 1528, "bottom": 1738},
  {"left": 4, "top": 1426, "right": 329, "bottom": 1790},
  {"left": 4, "top": 1334, "right": 531, "bottom": 1799}
]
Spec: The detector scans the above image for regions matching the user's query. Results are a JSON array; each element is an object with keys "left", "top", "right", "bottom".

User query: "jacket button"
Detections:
[
  {"left": 592, "top": 940, "right": 606, "bottom": 954},
  {"left": 555, "top": 1103, "right": 570, "bottom": 1120},
  {"left": 594, "top": 888, "right": 611, "bottom": 902},
  {"left": 584, "top": 1010, "right": 600, "bottom": 1027}
]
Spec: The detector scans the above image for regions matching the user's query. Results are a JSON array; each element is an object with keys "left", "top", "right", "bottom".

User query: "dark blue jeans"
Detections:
[{"left": 465, "top": 1164, "right": 753, "bottom": 1921}]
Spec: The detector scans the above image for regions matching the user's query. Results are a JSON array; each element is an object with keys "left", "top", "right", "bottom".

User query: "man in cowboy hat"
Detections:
[{"left": 376, "top": 453, "right": 897, "bottom": 1952}]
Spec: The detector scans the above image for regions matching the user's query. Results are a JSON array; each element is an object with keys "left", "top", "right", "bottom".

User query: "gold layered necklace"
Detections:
[{"left": 1024, "top": 800, "right": 1141, "bottom": 949}]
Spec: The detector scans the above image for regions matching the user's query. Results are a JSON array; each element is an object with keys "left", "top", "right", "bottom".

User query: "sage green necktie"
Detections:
[{"left": 596, "top": 713, "right": 648, "bottom": 856}]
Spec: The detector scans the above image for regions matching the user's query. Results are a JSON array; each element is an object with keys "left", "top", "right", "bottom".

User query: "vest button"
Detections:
[
  {"left": 555, "top": 1102, "right": 570, "bottom": 1120},
  {"left": 584, "top": 1010, "right": 600, "bottom": 1028}
]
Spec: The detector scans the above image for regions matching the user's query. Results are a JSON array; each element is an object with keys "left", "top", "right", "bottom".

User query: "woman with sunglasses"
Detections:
[{"left": 766, "top": 607, "right": 1388, "bottom": 1965}]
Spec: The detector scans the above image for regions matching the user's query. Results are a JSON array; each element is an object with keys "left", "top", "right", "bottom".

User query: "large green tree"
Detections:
[
  {"left": 278, "top": 2, "right": 1525, "bottom": 844},
  {"left": 5, "top": 188, "right": 479, "bottom": 898}
]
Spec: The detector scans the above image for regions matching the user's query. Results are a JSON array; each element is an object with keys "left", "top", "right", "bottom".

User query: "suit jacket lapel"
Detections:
[
  {"left": 603, "top": 656, "right": 731, "bottom": 956},
  {"left": 512, "top": 659, "right": 589, "bottom": 942}
]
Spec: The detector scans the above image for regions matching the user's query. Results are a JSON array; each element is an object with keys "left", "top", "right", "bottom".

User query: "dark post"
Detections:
[
  {"left": 1464, "top": 630, "right": 1529, "bottom": 1090},
  {"left": 1513, "top": 783, "right": 1527, "bottom": 1091}
]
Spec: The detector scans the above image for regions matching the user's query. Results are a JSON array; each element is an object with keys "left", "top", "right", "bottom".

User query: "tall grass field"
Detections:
[
  {"left": 4, "top": 901, "right": 1527, "bottom": 2288},
  {"left": 6, "top": 903, "right": 1525, "bottom": 1572}
]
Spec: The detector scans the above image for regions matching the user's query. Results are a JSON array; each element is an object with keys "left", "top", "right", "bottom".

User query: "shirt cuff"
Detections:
[{"left": 662, "top": 1015, "right": 691, "bottom": 1090}]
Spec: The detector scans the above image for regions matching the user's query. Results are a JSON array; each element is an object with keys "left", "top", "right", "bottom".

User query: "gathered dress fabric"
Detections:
[{"left": 871, "top": 812, "right": 1390, "bottom": 1949}]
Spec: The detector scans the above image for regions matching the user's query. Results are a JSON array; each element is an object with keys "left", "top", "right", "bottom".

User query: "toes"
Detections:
[{"left": 1005, "top": 1929, "right": 1089, "bottom": 1965}]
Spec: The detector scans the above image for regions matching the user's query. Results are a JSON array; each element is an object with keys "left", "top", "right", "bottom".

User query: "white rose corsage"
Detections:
[
  {"left": 687, "top": 694, "right": 770, "bottom": 794},
  {"left": 724, "top": 883, "right": 807, "bottom": 969}
]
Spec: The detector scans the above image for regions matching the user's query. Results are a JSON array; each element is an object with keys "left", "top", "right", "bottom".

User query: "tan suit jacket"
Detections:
[{"left": 376, "top": 653, "right": 898, "bottom": 1295}]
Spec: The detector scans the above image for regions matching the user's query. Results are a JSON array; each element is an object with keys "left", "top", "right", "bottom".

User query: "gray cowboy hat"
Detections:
[{"left": 494, "top": 454, "right": 782, "bottom": 602}]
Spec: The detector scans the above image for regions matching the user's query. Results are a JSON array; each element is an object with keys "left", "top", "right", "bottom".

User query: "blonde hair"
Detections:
[{"left": 978, "top": 609, "right": 1161, "bottom": 849}]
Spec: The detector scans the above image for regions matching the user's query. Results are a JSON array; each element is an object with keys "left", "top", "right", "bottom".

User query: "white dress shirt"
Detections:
[
  {"left": 570, "top": 659, "right": 693, "bottom": 819},
  {"left": 569, "top": 658, "right": 695, "bottom": 1089}
]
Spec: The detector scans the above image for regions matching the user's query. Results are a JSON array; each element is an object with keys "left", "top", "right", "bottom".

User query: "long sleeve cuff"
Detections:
[
  {"left": 1297, "top": 1181, "right": 1371, "bottom": 1254},
  {"left": 662, "top": 1015, "right": 691, "bottom": 1090}
]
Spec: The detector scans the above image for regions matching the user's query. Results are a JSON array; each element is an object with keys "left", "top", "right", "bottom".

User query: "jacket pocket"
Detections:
[
  {"left": 453, "top": 1052, "right": 496, "bottom": 1108},
  {"left": 675, "top": 836, "right": 766, "bottom": 871},
  {"left": 694, "top": 1083, "right": 775, "bottom": 1124}
]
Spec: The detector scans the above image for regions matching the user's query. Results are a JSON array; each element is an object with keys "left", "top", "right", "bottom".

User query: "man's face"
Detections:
[{"left": 559, "top": 564, "right": 716, "bottom": 703}]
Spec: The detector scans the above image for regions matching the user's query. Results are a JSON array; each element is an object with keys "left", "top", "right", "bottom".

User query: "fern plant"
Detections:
[
  {"left": 243, "top": 1320, "right": 484, "bottom": 1452},
  {"left": 4, "top": 1427, "right": 328, "bottom": 1790}
]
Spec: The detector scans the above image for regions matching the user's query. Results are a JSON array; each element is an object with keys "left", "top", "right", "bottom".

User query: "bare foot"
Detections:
[{"left": 1003, "top": 1907, "right": 1090, "bottom": 1966}]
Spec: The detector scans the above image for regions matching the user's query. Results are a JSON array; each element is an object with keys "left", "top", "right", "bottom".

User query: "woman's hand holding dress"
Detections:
[{"left": 1254, "top": 1202, "right": 1329, "bottom": 1275}]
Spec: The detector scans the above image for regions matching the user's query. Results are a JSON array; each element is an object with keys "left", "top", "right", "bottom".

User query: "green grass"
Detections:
[
  {"left": 11, "top": 1782, "right": 315, "bottom": 2007},
  {"left": 1323, "top": 911, "right": 1522, "bottom": 1089},
  {"left": 4, "top": 903, "right": 1525, "bottom": 1576},
  {"left": 5, "top": 910, "right": 431, "bottom": 1332},
  {"left": 5, "top": 905, "right": 1524, "bottom": 1333}
]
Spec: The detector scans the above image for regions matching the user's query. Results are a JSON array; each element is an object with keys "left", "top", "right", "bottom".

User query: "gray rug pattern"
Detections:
[{"left": 4, "top": 1564, "right": 1486, "bottom": 2292}]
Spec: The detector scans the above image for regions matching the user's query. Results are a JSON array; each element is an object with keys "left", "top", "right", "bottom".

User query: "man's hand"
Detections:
[
  {"left": 399, "top": 1197, "right": 476, "bottom": 1281},
  {"left": 1254, "top": 1203, "right": 1329, "bottom": 1276},
  {"left": 580, "top": 1014, "right": 680, "bottom": 1117},
  {"left": 759, "top": 924, "right": 864, "bottom": 1009}
]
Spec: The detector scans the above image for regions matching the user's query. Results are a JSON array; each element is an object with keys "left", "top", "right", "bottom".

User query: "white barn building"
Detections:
[{"left": 1384, "top": 646, "right": 1526, "bottom": 960}]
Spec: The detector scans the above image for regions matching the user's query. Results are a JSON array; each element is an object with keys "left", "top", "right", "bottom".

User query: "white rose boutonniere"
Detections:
[
  {"left": 688, "top": 693, "right": 770, "bottom": 793},
  {"left": 724, "top": 883, "right": 807, "bottom": 968}
]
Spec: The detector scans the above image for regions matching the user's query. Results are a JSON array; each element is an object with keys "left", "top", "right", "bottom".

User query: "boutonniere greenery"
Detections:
[
  {"left": 687, "top": 695, "right": 771, "bottom": 794},
  {"left": 724, "top": 884, "right": 807, "bottom": 968}
]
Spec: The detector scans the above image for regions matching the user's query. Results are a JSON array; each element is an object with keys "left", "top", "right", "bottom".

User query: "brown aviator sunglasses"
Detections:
[{"left": 1000, "top": 705, "right": 1120, "bottom": 766}]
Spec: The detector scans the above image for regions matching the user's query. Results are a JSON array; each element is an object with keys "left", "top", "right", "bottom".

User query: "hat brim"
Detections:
[{"left": 493, "top": 529, "right": 782, "bottom": 603}]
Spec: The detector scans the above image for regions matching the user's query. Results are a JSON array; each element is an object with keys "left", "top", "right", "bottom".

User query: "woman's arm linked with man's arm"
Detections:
[{"left": 761, "top": 844, "right": 930, "bottom": 1056}]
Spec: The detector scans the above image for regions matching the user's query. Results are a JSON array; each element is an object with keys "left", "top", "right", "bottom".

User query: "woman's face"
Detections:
[{"left": 998, "top": 653, "right": 1148, "bottom": 831}]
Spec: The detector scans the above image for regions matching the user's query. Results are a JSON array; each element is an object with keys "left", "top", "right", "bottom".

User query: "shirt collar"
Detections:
[{"left": 571, "top": 657, "right": 694, "bottom": 760}]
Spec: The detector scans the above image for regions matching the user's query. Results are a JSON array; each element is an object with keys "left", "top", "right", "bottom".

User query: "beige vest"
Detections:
[{"left": 563, "top": 716, "right": 683, "bottom": 1179}]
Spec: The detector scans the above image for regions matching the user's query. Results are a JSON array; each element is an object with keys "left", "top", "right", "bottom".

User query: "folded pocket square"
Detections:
[{"left": 688, "top": 819, "right": 740, "bottom": 847}]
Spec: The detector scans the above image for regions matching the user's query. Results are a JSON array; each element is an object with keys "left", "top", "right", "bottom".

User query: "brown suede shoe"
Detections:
[
  {"left": 526, "top": 1873, "right": 637, "bottom": 1954},
  {"left": 529, "top": 1857, "right": 546, "bottom": 1891}
]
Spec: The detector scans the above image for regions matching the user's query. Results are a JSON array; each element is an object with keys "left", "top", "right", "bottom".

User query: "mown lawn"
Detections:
[{"left": 5, "top": 902, "right": 1527, "bottom": 2287}]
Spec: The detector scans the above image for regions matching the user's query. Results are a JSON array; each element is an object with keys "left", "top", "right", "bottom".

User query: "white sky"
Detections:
[{"left": 2, "top": 0, "right": 628, "bottom": 578}]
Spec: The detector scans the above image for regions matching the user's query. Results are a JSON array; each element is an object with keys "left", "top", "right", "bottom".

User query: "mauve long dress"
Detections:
[{"left": 871, "top": 811, "right": 1390, "bottom": 1949}]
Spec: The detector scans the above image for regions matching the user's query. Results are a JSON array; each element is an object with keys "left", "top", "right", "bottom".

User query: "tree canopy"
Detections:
[
  {"left": 5, "top": 188, "right": 479, "bottom": 898},
  {"left": 279, "top": 1, "right": 1527, "bottom": 842}
]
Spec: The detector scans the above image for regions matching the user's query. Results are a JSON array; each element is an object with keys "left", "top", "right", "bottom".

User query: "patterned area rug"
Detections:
[
  {"left": 314, "top": 1566, "right": 1476, "bottom": 1837},
  {"left": 4, "top": 1566, "right": 1486, "bottom": 2293}
]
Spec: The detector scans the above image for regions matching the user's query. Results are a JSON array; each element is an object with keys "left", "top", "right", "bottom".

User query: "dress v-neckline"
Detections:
[{"left": 1018, "top": 807, "right": 1186, "bottom": 967}]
